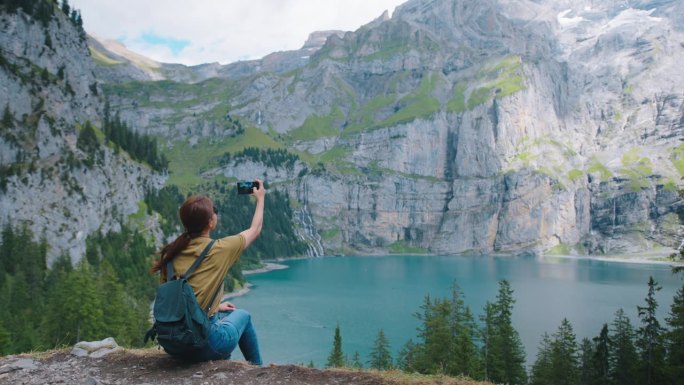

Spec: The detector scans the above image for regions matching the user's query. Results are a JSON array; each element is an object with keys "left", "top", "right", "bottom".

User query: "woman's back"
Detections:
[{"left": 168, "top": 235, "right": 245, "bottom": 317}]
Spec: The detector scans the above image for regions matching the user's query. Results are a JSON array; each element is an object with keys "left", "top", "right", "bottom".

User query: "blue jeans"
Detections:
[{"left": 198, "top": 309, "right": 262, "bottom": 365}]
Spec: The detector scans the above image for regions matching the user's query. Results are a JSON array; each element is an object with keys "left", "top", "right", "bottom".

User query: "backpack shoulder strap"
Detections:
[
  {"left": 180, "top": 239, "right": 216, "bottom": 279},
  {"left": 165, "top": 239, "right": 216, "bottom": 281},
  {"left": 205, "top": 281, "right": 224, "bottom": 314}
]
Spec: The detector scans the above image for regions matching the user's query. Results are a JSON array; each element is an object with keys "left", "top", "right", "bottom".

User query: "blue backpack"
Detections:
[{"left": 144, "top": 240, "right": 220, "bottom": 359}]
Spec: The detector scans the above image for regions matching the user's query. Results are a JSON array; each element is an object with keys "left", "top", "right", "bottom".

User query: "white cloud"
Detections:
[{"left": 70, "top": 0, "right": 408, "bottom": 65}]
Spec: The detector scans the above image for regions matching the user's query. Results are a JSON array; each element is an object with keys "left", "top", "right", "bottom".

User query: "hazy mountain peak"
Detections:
[
  {"left": 89, "top": 34, "right": 160, "bottom": 69},
  {"left": 301, "top": 30, "right": 346, "bottom": 50}
]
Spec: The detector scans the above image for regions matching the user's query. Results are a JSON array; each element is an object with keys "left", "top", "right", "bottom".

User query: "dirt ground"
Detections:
[{"left": 0, "top": 348, "right": 490, "bottom": 385}]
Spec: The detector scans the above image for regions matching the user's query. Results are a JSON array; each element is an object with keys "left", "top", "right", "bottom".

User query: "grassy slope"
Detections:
[{"left": 165, "top": 125, "right": 282, "bottom": 190}]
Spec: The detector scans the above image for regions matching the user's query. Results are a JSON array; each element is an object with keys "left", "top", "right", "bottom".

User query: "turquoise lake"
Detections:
[{"left": 230, "top": 255, "right": 682, "bottom": 368}]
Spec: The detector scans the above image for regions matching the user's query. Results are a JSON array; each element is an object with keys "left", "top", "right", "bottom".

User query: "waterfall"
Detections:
[
  {"left": 612, "top": 198, "right": 616, "bottom": 231},
  {"left": 295, "top": 183, "right": 324, "bottom": 257}
]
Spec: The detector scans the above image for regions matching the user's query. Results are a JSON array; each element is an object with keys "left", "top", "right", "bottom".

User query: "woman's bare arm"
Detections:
[{"left": 239, "top": 179, "right": 265, "bottom": 248}]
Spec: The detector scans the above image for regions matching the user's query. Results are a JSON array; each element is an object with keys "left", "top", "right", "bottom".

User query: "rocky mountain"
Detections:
[
  {"left": 89, "top": 30, "right": 347, "bottom": 84},
  {"left": 0, "top": 3, "right": 164, "bottom": 263},
  {"left": 101, "top": 0, "right": 683, "bottom": 257}
]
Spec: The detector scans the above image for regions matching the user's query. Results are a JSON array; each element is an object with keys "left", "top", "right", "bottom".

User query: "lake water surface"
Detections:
[{"left": 230, "top": 255, "right": 682, "bottom": 367}]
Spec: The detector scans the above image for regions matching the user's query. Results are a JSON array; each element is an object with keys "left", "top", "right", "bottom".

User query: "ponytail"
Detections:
[
  {"left": 150, "top": 194, "right": 215, "bottom": 276},
  {"left": 151, "top": 232, "right": 191, "bottom": 276}
]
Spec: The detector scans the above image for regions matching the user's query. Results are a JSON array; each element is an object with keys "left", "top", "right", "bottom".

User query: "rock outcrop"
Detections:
[{"left": 0, "top": 348, "right": 488, "bottom": 385}]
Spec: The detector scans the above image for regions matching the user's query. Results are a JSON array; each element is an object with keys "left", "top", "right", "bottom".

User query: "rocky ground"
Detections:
[{"left": 0, "top": 348, "right": 490, "bottom": 385}]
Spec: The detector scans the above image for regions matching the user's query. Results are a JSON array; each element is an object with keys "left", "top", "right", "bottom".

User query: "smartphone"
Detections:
[{"left": 237, "top": 181, "right": 258, "bottom": 195}]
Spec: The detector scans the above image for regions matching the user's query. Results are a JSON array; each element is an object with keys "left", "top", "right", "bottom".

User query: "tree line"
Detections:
[
  {"left": 1, "top": 0, "right": 84, "bottom": 37},
  {"left": 325, "top": 278, "right": 684, "bottom": 385},
  {"left": 218, "top": 147, "right": 300, "bottom": 171},
  {"left": 104, "top": 105, "right": 169, "bottom": 172},
  {"left": 0, "top": 224, "right": 156, "bottom": 355}
]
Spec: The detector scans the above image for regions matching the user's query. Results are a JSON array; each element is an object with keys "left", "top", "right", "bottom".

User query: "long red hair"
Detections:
[{"left": 151, "top": 195, "right": 215, "bottom": 275}]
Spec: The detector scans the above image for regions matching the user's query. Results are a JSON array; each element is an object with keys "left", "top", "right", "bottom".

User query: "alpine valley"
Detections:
[{"left": 2, "top": 0, "right": 684, "bottom": 264}]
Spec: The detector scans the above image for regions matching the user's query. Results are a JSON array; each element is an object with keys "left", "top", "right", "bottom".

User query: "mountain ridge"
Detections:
[
  {"left": 98, "top": 0, "right": 684, "bottom": 258},
  {"left": 2, "top": 0, "right": 683, "bottom": 262},
  {"left": 89, "top": 29, "right": 349, "bottom": 84}
]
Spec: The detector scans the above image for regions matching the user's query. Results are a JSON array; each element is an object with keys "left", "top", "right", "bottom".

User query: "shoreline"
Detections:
[
  {"left": 541, "top": 247, "right": 684, "bottom": 267},
  {"left": 223, "top": 282, "right": 253, "bottom": 300},
  {"left": 223, "top": 262, "right": 290, "bottom": 300},
  {"left": 223, "top": 249, "right": 682, "bottom": 300},
  {"left": 317, "top": 248, "right": 683, "bottom": 267},
  {"left": 242, "top": 262, "right": 290, "bottom": 275}
]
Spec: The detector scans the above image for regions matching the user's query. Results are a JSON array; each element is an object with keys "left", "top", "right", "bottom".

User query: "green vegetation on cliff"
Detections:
[
  {"left": 672, "top": 143, "right": 684, "bottom": 177},
  {"left": 447, "top": 56, "right": 526, "bottom": 112},
  {"left": 289, "top": 108, "right": 344, "bottom": 140},
  {"left": 165, "top": 125, "right": 282, "bottom": 189},
  {"left": 621, "top": 148, "right": 654, "bottom": 191},
  {"left": 103, "top": 110, "right": 168, "bottom": 172},
  {"left": 1, "top": 0, "right": 84, "bottom": 37}
]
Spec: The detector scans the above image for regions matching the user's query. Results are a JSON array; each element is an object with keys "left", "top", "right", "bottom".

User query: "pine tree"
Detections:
[
  {"left": 2, "top": 104, "right": 13, "bottom": 129},
  {"left": 6, "top": 271, "right": 41, "bottom": 352},
  {"left": 530, "top": 332, "right": 553, "bottom": 385},
  {"left": 591, "top": 323, "right": 611, "bottom": 385},
  {"left": 448, "top": 284, "right": 480, "bottom": 378},
  {"left": 397, "top": 339, "right": 420, "bottom": 372},
  {"left": 41, "top": 254, "right": 74, "bottom": 349},
  {"left": 489, "top": 280, "right": 527, "bottom": 385},
  {"left": 636, "top": 276, "right": 667, "bottom": 385},
  {"left": 77, "top": 121, "right": 100, "bottom": 162},
  {"left": 610, "top": 308, "right": 638, "bottom": 385},
  {"left": 368, "top": 329, "right": 393, "bottom": 370},
  {"left": 480, "top": 301, "right": 496, "bottom": 382},
  {"left": 0, "top": 320, "right": 10, "bottom": 355},
  {"left": 97, "top": 261, "right": 134, "bottom": 345},
  {"left": 60, "top": 0, "right": 70, "bottom": 16},
  {"left": 671, "top": 246, "right": 683, "bottom": 275},
  {"left": 665, "top": 284, "right": 684, "bottom": 383},
  {"left": 579, "top": 337, "right": 595, "bottom": 385},
  {"left": 326, "top": 323, "right": 345, "bottom": 368},
  {"left": 350, "top": 351, "right": 363, "bottom": 369},
  {"left": 415, "top": 295, "right": 452, "bottom": 373},
  {"left": 549, "top": 318, "right": 580, "bottom": 385},
  {"left": 43, "top": 261, "right": 105, "bottom": 345}
]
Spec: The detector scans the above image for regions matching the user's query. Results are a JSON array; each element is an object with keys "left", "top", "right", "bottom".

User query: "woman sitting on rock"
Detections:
[{"left": 150, "top": 181, "right": 265, "bottom": 365}]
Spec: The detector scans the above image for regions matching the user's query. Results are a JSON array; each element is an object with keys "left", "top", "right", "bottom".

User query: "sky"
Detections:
[{"left": 68, "top": 0, "right": 409, "bottom": 66}]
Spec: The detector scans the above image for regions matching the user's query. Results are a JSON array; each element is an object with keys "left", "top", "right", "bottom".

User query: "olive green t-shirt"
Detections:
[{"left": 164, "top": 235, "right": 245, "bottom": 317}]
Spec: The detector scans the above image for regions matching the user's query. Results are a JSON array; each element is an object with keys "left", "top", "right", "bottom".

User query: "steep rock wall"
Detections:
[
  {"left": 103, "top": 0, "right": 684, "bottom": 256},
  {"left": 0, "top": 8, "right": 163, "bottom": 263}
]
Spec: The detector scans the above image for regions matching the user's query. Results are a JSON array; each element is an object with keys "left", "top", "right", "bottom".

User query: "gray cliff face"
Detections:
[
  {"left": 105, "top": 0, "right": 683, "bottom": 256},
  {"left": 0, "top": 10, "right": 163, "bottom": 263}
]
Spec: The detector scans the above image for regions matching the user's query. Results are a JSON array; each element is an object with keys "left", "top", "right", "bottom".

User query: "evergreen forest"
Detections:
[
  {"left": 0, "top": 224, "right": 155, "bottom": 354},
  {"left": 324, "top": 277, "right": 684, "bottom": 385}
]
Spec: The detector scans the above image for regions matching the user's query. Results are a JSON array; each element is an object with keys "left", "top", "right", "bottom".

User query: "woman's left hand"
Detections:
[{"left": 218, "top": 301, "right": 236, "bottom": 312}]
